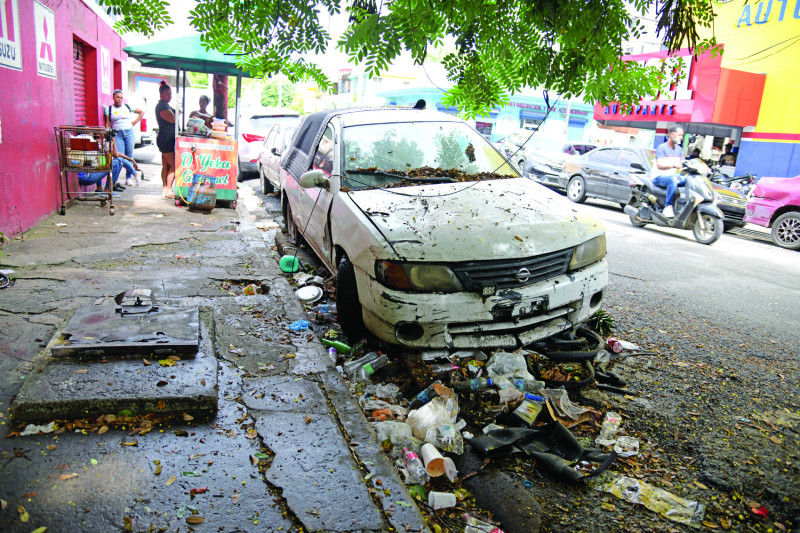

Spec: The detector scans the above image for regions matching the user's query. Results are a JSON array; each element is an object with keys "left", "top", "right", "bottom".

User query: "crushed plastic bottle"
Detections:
[
  {"left": 450, "top": 378, "right": 491, "bottom": 392},
  {"left": 596, "top": 411, "right": 622, "bottom": 446},
  {"left": 613, "top": 436, "right": 640, "bottom": 457},
  {"left": 358, "top": 354, "right": 390, "bottom": 380},
  {"left": 342, "top": 351, "right": 382, "bottom": 376},
  {"left": 401, "top": 447, "right": 430, "bottom": 484},
  {"left": 409, "top": 380, "right": 444, "bottom": 409},
  {"left": 463, "top": 514, "right": 504, "bottom": 533}
]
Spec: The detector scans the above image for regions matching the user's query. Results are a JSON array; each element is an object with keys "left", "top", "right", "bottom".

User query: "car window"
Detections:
[
  {"left": 283, "top": 127, "right": 296, "bottom": 150},
  {"left": 617, "top": 150, "right": 641, "bottom": 169},
  {"left": 250, "top": 115, "right": 299, "bottom": 131},
  {"left": 528, "top": 137, "right": 572, "bottom": 153},
  {"left": 264, "top": 129, "right": 277, "bottom": 152},
  {"left": 312, "top": 125, "right": 335, "bottom": 176},
  {"left": 587, "top": 149, "right": 619, "bottom": 165},
  {"left": 341, "top": 121, "right": 517, "bottom": 190}
]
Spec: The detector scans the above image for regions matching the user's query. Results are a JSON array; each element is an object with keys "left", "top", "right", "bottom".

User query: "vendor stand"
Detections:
[{"left": 123, "top": 35, "right": 256, "bottom": 209}]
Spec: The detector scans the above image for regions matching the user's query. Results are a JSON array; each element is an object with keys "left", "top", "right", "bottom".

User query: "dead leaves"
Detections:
[
  {"left": 73, "top": 368, "right": 89, "bottom": 374},
  {"left": 18, "top": 505, "right": 30, "bottom": 522},
  {"left": 186, "top": 516, "right": 205, "bottom": 525},
  {"left": 166, "top": 475, "right": 177, "bottom": 486},
  {"left": 58, "top": 473, "right": 78, "bottom": 480}
]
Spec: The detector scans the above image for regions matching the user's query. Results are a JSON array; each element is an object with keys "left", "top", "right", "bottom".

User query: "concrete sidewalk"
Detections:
[{"left": 0, "top": 160, "right": 428, "bottom": 532}]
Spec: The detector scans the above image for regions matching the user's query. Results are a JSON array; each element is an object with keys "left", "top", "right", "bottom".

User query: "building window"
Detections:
[
  {"left": 520, "top": 118, "right": 543, "bottom": 130},
  {"left": 340, "top": 76, "right": 351, "bottom": 93}
]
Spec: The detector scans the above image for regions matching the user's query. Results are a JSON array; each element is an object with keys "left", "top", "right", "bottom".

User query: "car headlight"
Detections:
[
  {"left": 375, "top": 261, "right": 464, "bottom": 292},
  {"left": 569, "top": 235, "right": 606, "bottom": 271}
]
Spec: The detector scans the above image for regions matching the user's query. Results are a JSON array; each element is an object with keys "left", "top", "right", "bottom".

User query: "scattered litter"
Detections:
[
  {"left": 613, "top": 436, "right": 640, "bottom": 457},
  {"left": 591, "top": 473, "right": 705, "bottom": 528},
  {"left": 428, "top": 491, "right": 457, "bottom": 510},
  {"left": 596, "top": 411, "right": 623, "bottom": 446},
  {"left": 20, "top": 422, "right": 57, "bottom": 436},
  {"left": 288, "top": 320, "right": 311, "bottom": 331}
]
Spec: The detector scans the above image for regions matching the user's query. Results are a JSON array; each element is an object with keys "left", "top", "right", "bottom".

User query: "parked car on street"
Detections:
[
  {"left": 257, "top": 121, "right": 298, "bottom": 194},
  {"left": 563, "top": 146, "right": 747, "bottom": 230},
  {"left": 281, "top": 108, "right": 608, "bottom": 349},
  {"left": 127, "top": 94, "right": 154, "bottom": 148},
  {"left": 744, "top": 175, "right": 800, "bottom": 250},
  {"left": 231, "top": 107, "right": 300, "bottom": 181},
  {"left": 498, "top": 131, "right": 577, "bottom": 190}
]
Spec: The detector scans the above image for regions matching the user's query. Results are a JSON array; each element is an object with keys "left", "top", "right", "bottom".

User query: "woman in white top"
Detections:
[{"left": 104, "top": 89, "right": 144, "bottom": 185}]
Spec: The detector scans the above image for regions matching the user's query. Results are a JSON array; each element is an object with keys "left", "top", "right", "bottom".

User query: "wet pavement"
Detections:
[{"left": 0, "top": 158, "right": 428, "bottom": 532}]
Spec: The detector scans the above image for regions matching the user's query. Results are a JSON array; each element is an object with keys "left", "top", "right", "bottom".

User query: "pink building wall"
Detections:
[{"left": 0, "top": 0, "right": 126, "bottom": 236}]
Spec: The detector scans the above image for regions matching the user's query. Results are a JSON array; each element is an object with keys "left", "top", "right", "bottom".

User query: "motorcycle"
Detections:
[
  {"left": 624, "top": 159, "right": 725, "bottom": 245},
  {"left": 709, "top": 169, "right": 759, "bottom": 198}
]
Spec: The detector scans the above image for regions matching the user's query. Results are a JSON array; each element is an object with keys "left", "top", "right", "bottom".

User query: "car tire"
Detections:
[
  {"left": 237, "top": 158, "right": 246, "bottom": 182},
  {"left": 567, "top": 176, "right": 587, "bottom": 203},
  {"left": 336, "top": 256, "right": 369, "bottom": 344},
  {"left": 771, "top": 211, "right": 800, "bottom": 250},
  {"left": 259, "top": 165, "right": 274, "bottom": 194},
  {"left": 285, "top": 200, "right": 301, "bottom": 246},
  {"left": 692, "top": 214, "right": 723, "bottom": 245}
]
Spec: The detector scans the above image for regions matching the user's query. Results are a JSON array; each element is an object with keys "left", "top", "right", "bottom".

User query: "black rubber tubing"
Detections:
[
  {"left": 533, "top": 360, "right": 596, "bottom": 391},
  {"left": 595, "top": 383, "right": 634, "bottom": 395}
]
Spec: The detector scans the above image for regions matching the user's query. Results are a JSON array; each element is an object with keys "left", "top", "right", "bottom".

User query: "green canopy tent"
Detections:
[{"left": 123, "top": 34, "right": 259, "bottom": 146}]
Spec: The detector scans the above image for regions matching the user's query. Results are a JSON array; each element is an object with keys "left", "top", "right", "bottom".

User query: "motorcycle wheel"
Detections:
[
  {"left": 692, "top": 213, "right": 723, "bottom": 245},
  {"left": 628, "top": 201, "right": 647, "bottom": 228}
]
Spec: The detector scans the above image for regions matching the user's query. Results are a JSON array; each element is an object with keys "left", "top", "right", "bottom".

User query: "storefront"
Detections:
[
  {"left": 0, "top": 0, "right": 128, "bottom": 236},
  {"left": 378, "top": 87, "right": 595, "bottom": 143},
  {"left": 594, "top": 3, "right": 800, "bottom": 178}
]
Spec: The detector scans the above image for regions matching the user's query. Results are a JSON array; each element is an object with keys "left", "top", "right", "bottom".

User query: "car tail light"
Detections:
[
  {"left": 140, "top": 118, "right": 147, "bottom": 132},
  {"left": 242, "top": 133, "right": 265, "bottom": 143}
]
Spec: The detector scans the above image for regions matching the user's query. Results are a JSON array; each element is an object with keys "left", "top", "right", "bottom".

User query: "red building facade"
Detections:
[{"left": 0, "top": 0, "right": 127, "bottom": 236}]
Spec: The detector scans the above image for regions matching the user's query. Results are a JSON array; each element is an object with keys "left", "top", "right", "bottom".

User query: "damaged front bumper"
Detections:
[{"left": 357, "top": 259, "right": 608, "bottom": 349}]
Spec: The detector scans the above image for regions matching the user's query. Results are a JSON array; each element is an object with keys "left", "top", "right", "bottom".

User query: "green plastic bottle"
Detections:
[{"left": 321, "top": 338, "right": 352, "bottom": 355}]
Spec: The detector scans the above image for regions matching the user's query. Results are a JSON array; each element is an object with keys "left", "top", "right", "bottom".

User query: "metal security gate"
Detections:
[{"left": 73, "top": 40, "right": 86, "bottom": 125}]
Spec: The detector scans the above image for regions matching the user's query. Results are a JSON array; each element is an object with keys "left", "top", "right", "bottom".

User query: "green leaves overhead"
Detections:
[{"left": 101, "top": 0, "right": 719, "bottom": 119}]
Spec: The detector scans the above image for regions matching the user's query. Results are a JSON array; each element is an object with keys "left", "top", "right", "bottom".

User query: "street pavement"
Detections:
[{"left": 0, "top": 155, "right": 429, "bottom": 532}]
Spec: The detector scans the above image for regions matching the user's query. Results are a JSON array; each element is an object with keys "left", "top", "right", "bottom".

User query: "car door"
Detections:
[
  {"left": 607, "top": 149, "right": 642, "bottom": 203},
  {"left": 265, "top": 127, "right": 282, "bottom": 188},
  {"left": 295, "top": 123, "right": 337, "bottom": 266},
  {"left": 583, "top": 148, "right": 619, "bottom": 198},
  {"left": 260, "top": 128, "right": 276, "bottom": 175}
]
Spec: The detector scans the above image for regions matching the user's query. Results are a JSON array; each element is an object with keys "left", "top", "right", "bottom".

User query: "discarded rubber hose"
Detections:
[
  {"left": 532, "top": 360, "right": 595, "bottom": 391},
  {"left": 543, "top": 327, "right": 603, "bottom": 350},
  {"left": 540, "top": 349, "right": 598, "bottom": 362},
  {"left": 594, "top": 370, "right": 627, "bottom": 387},
  {"left": 595, "top": 383, "right": 634, "bottom": 395}
]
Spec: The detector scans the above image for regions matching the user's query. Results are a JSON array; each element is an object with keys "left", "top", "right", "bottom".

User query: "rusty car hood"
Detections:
[{"left": 347, "top": 178, "right": 605, "bottom": 262}]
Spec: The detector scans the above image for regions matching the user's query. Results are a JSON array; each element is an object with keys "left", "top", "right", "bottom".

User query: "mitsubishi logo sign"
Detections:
[{"left": 34, "top": 0, "right": 55, "bottom": 79}]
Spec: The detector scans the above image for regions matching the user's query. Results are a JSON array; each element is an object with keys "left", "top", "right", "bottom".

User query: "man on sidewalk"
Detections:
[{"left": 652, "top": 125, "right": 685, "bottom": 218}]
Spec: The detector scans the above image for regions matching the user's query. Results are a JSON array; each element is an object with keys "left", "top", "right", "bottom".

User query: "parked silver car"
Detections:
[
  {"left": 231, "top": 107, "right": 300, "bottom": 181},
  {"left": 281, "top": 108, "right": 608, "bottom": 349},
  {"left": 257, "top": 121, "right": 298, "bottom": 194},
  {"left": 498, "top": 131, "right": 579, "bottom": 190}
]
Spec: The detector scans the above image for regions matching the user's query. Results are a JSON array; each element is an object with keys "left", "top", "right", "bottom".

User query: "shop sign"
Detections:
[
  {"left": 737, "top": 0, "right": 800, "bottom": 26},
  {"left": 34, "top": 0, "right": 55, "bottom": 79},
  {"left": 100, "top": 45, "right": 111, "bottom": 94},
  {"left": 0, "top": 0, "right": 22, "bottom": 71}
]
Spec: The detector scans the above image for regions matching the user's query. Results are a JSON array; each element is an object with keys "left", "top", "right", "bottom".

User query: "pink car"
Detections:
[{"left": 744, "top": 175, "right": 800, "bottom": 250}]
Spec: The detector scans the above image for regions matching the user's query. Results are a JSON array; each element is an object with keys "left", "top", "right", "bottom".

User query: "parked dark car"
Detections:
[
  {"left": 498, "top": 132, "right": 578, "bottom": 190},
  {"left": 562, "top": 146, "right": 747, "bottom": 230},
  {"left": 572, "top": 143, "right": 597, "bottom": 156},
  {"left": 257, "top": 121, "right": 298, "bottom": 194}
]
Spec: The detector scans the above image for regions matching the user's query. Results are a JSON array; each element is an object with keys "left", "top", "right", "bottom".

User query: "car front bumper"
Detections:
[
  {"left": 744, "top": 197, "right": 779, "bottom": 228},
  {"left": 356, "top": 259, "right": 608, "bottom": 349},
  {"left": 528, "top": 169, "right": 565, "bottom": 190}
]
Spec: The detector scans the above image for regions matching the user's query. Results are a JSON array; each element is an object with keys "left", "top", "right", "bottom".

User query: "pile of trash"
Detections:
[{"left": 283, "top": 275, "right": 703, "bottom": 531}]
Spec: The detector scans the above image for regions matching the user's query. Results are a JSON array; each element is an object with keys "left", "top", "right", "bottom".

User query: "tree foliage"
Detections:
[{"left": 101, "top": 0, "right": 719, "bottom": 118}]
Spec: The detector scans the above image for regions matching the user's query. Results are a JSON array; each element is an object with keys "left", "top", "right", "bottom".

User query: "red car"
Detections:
[{"left": 744, "top": 175, "right": 800, "bottom": 250}]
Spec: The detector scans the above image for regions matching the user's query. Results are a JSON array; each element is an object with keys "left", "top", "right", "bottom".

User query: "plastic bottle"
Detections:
[
  {"left": 490, "top": 375, "right": 517, "bottom": 390},
  {"left": 509, "top": 394, "right": 546, "bottom": 428},
  {"left": 357, "top": 354, "right": 390, "bottom": 380},
  {"left": 313, "top": 303, "right": 337, "bottom": 314},
  {"left": 450, "top": 378, "right": 492, "bottom": 392},
  {"left": 321, "top": 338, "right": 352, "bottom": 355},
  {"left": 430, "top": 363, "right": 460, "bottom": 374},
  {"left": 327, "top": 347, "right": 338, "bottom": 364},
  {"left": 510, "top": 378, "right": 544, "bottom": 393},
  {"left": 342, "top": 351, "right": 382, "bottom": 375},
  {"left": 409, "top": 380, "right": 443, "bottom": 409},
  {"left": 401, "top": 447, "right": 430, "bottom": 484},
  {"left": 596, "top": 411, "right": 622, "bottom": 446},
  {"left": 463, "top": 514, "right": 504, "bottom": 533}
]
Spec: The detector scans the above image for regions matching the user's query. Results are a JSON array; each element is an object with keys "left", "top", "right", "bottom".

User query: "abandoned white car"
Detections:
[{"left": 281, "top": 108, "right": 608, "bottom": 349}]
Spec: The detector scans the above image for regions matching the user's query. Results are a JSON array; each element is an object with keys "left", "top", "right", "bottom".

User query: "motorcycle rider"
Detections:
[{"left": 652, "top": 125, "right": 686, "bottom": 218}]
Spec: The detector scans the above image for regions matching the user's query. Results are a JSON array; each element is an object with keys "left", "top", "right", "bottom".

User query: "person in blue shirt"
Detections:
[
  {"left": 652, "top": 125, "right": 685, "bottom": 218},
  {"left": 78, "top": 142, "right": 138, "bottom": 193}
]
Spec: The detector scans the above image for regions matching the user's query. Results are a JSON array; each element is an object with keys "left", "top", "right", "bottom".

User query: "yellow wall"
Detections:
[{"left": 704, "top": 0, "right": 800, "bottom": 134}]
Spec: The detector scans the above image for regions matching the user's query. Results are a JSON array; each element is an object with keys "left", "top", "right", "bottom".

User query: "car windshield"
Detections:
[
  {"left": 342, "top": 121, "right": 517, "bottom": 190},
  {"left": 528, "top": 137, "right": 571, "bottom": 153},
  {"left": 250, "top": 115, "right": 299, "bottom": 131}
]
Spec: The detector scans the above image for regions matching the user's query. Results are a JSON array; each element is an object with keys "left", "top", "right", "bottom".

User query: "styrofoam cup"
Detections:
[
  {"left": 427, "top": 491, "right": 457, "bottom": 510},
  {"left": 420, "top": 443, "right": 445, "bottom": 477}
]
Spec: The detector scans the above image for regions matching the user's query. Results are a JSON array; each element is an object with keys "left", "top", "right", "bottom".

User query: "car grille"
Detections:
[
  {"left": 451, "top": 248, "right": 574, "bottom": 293},
  {"left": 719, "top": 206, "right": 745, "bottom": 221}
]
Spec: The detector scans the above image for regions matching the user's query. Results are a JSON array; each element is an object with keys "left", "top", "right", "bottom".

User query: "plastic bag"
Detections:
[
  {"left": 486, "top": 351, "right": 536, "bottom": 381},
  {"left": 372, "top": 421, "right": 419, "bottom": 448},
  {"left": 360, "top": 397, "right": 408, "bottom": 419},
  {"left": 424, "top": 422, "right": 464, "bottom": 455},
  {"left": 406, "top": 396, "right": 458, "bottom": 440}
]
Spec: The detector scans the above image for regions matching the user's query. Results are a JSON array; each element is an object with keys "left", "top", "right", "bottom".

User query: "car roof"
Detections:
[{"left": 308, "top": 107, "right": 463, "bottom": 127}]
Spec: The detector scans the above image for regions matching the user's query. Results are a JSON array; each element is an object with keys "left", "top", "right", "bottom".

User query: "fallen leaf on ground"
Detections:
[
  {"left": 154, "top": 464, "right": 162, "bottom": 475},
  {"left": 0, "top": 499, "right": 6, "bottom": 510},
  {"left": 31, "top": 527, "right": 47, "bottom": 533},
  {"left": 186, "top": 516, "right": 205, "bottom": 524},
  {"left": 166, "top": 475, "right": 176, "bottom": 486},
  {"left": 18, "top": 505, "right": 29, "bottom": 522},
  {"left": 98, "top": 425, "right": 109, "bottom": 435},
  {"left": 121, "top": 441, "right": 138, "bottom": 447},
  {"left": 305, "top": 415, "right": 313, "bottom": 424},
  {"left": 702, "top": 521, "right": 719, "bottom": 529},
  {"left": 158, "top": 359, "right": 175, "bottom": 367},
  {"left": 720, "top": 516, "right": 732, "bottom": 529},
  {"left": 769, "top": 436, "right": 783, "bottom": 444},
  {"left": 142, "top": 359, "right": 152, "bottom": 366},
  {"left": 58, "top": 473, "right": 78, "bottom": 480},
  {"left": 190, "top": 487, "right": 208, "bottom": 496},
  {"left": 22, "top": 492, "right": 38, "bottom": 498},
  {"left": 694, "top": 481, "right": 709, "bottom": 490},
  {"left": 74, "top": 369, "right": 89, "bottom": 374},
  {"left": 183, "top": 413, "right": 194, "bottom": 421}
]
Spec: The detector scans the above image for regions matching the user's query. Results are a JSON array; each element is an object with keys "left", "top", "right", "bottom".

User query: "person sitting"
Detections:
[
  {"left": 79, "top": 142, "right": 138, "bottom": 193},
  {"left": 189, "top": 95, "right": 213, "bottom": 128},
  {"left": 652, "top": 125, "right": 686, "bottom": 218},
  {"left": 719, "top": 143, "right": 736, "bottom": 166},
  {"left": 687, "top": 148, "right": 701, "bottom": 160}
]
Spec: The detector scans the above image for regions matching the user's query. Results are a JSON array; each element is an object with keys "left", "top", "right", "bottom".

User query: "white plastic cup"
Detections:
[
  {"left": 428, "top": 491, "right": 457, "bottom": 510},
  {"left": 420, "top": 443, "right": 446, "bottom": 477}
]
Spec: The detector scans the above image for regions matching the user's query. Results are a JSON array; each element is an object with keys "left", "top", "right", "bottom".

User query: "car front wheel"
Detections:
[
  {"left": 567, "top": 176, "right": 587, "bottom": 203},
  {"left": 771, "top": 211, "right": 800, "bottom": 250},
  {"left": 336, "top": 256, "right": 368, "bottom": 343},
  {"left": 259, "top": 165, "right": 274, "bottom": 194}
]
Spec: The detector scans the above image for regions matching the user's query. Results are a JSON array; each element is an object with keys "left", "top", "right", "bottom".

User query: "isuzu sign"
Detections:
[
  {"left": 0, "top": 0, "right": 22, "bottom": 71},
  {"left": 34, "top": 0, "right": 55, "bottom": 79}
]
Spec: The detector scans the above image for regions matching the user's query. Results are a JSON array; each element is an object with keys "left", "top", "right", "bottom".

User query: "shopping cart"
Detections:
[{"left": 54, "top": 126, "right": 115, "bottom": 215}]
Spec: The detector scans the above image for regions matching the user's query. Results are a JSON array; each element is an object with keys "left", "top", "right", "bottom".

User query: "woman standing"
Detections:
[
  {"left": 104, "top": 89, "right": 144, "bottom": 186},
  {"left": 155, "top": 81, "right": 177, "bottom": 198}
]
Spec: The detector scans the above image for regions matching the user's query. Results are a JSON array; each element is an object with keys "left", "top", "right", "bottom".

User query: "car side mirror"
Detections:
[
  {"left": 630, "top": 162, "right": 645, "bottom": 172},
  {"left": 299, "top": 169, "right": 330, "bottom": 190},
  {"left": 271, "top": 147, "right": 280, "bottom": 156}
]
